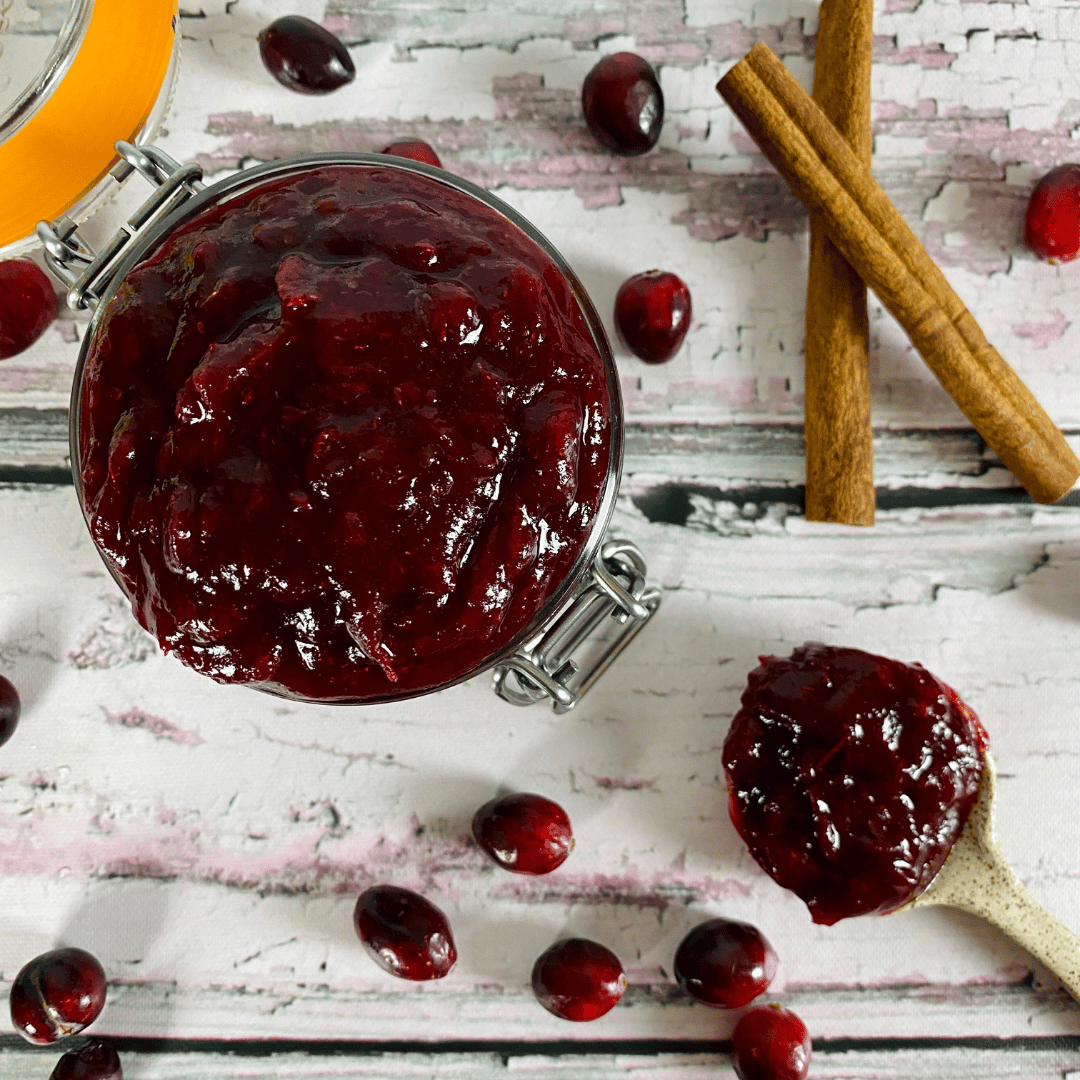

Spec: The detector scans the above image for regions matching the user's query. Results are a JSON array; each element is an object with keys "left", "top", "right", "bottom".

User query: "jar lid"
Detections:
[{"left": 0, "top": 0, "right": 178, "bottom": 252}]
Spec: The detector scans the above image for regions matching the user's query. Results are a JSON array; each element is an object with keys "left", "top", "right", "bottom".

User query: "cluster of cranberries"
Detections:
[
  {"left": 350, "top": 790, "right": 811, "bottom": 1079},
  {"left": 2, "top": 636, "right": 799, "bottom": 1076},
  {"left": 254, "top": 18, "right": 692, "bottom": 365},
  {"left": 1, "top": 28, "right": 690, "bottom": 368},
  {"left": 580, "top": 51, "right": 692, "bottom": 364},
  {"left": 580, "top": 52, "right": 692, "bottom": 365}
]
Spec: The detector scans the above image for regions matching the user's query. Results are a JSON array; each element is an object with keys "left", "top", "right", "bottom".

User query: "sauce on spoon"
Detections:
[
  {"left": 722, "top": 642, "right": 985, "bottom": 925},
  {"left": 723, "top": 642, "right": 1080, "bottom": 1002}
]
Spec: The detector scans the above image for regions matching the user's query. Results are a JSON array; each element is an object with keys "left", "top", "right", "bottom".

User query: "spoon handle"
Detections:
[{"left": 915, "top": 832, "right": 1080, "bottom": 1002}]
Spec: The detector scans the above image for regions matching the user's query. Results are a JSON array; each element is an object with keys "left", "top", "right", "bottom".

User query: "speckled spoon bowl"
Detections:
[{"left": 905, "top": 750, "right": 1080, "bottom": 1002}]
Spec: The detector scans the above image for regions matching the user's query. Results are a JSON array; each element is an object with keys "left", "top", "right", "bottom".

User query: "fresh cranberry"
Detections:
[
  {"left": 354, "top": 885, "right": 457, "bottom": 980},
  {"left": 722, "top": 643, "right": 985, "bottom": 925},
  {"left": 0, "top": 674, "right": 20, "bottom": 748},
  {"left": 10, "top": 947, "right": 108, "bottom": 1045},
  {"left": 258, "top": 15, "right": 355, "bottom": 94},
  {"left": 531, "top": 938, "right": 626, "bottom": 1021},
  {"left": 50, "top": 1040, "right": 122, "bottom": 1080},
  {"left": 381, "top": 139, "right": 442, "bottom": 168},
  {"left": 1025, "top": 164, "right": 1080, "bottom": 263},
  {"left": 472, "top": 792, "right": 574, "bottom": 874},
  {"left": 581, "top": 52, "right": 664, "bottom": 155},
  {"left": 0, "top": 258, "right": 56, "bottom": 360},
  {"left": 614, "top": 270, "right": 691, "bottom": 363},
  {"left": 731, "top": 1004, "right": 812, "bottom": 1080},
  {"left": 673, "top": 918, "right": 777, "bottom": 1008}
]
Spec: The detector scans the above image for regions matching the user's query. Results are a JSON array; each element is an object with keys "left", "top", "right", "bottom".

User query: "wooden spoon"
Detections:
[{"left": 906, "top": 750, "right": 1080, "bottom": 1001}]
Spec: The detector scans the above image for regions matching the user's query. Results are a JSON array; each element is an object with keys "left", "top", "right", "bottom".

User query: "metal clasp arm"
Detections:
[
  {"left": 493, "top": 538, "right": 661, "bottom": 714},
  {"left": 36, "top": 141, "right": 205, "bottom": 311}
]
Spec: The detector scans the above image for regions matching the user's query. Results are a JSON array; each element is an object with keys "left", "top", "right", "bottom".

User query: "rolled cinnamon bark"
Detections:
[
  {"left": 805, "top": 0, "right": 875, "bottom": 524},
  {"left": 718, "top": 43, "right": 1080, "bottom": 505}
]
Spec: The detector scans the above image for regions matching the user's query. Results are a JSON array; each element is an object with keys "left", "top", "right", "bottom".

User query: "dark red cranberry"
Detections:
[
  {"left": 258, "top": 15, "right": 355, "bottom": 94},
  {"left": 722, "top": 643, "right": 985, "bottom": 925},
  {"left": 673, "top": 917, "right": 777, "bottom": 1008},
  {"left": 50, "top": 1040, "right": 122, "bottom": 1080},
  {"left": 0, "top": 674, "right": 20, "bottom": 748},
  {"left": 10, "top": 947, "right": 107, "bottom": 1045},
  {"left": 581, "top": 52, "right": 664, "bottom": 155},
  {"left": 731, "top": 1004, "right": 812, "bottom": 1080},
  {"left": 353, "top": 885, "right": 457, "bottom": 980},
  {"left": 1025, "top": 164, "right": 1080, "bottom": 262},
  {"left": 382, "top": 139, "right": 442, "bottom": 168},
  {"left": 614, "top": 270, "right": 691, "bottom": 363},
  {"left": 531, "top": 938, "right": 626, "bottom": 1021},
  {"left": 472, "top": 792, "right": 574, "bottom": 874},
  {"left": 0, "top": 259, "right": 56, "bottom": 360}
]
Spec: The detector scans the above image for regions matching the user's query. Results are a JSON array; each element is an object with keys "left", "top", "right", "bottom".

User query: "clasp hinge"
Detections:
[
  {"left": 493, "top": 538, "right": 661, "bottom": 713},
  {"left": 36, "top": 140, "right": 205, "bottom": 311}
]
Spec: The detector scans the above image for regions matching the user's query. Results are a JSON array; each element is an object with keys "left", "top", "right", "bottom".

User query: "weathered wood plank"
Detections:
[
  {"left": 2, "top": 487, "right": 1080, "bottom": 1044},
  {"left": 0, "top": 1039, "right": 1078, "bottom": 1080},
  {"left": 9, "top": 0, "right": 1080, "bottom": 442},
  {"left": 7, "top": 0, "right": 1080, "bottom": 1067},
  {"left": 7, "top": 404, "right": 1078, "bottom": 494}
]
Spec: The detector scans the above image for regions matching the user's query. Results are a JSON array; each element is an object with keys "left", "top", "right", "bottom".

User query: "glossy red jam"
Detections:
[
  {"left": 78, "top": 164, "right": 613, "bottom": 702},
  {"left": 722, "top": 643, "right": 986, "bottom": 925}
]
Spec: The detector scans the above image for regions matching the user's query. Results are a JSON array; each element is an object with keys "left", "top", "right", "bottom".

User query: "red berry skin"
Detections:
[
  {"left": 731, "top": 1004, "right": 812, "bottom": 1080},
  {"left": 615, "top": 270, "right": 691, "bottom": 363},
  {"left": 50, "top": 1040, "right": 122, "bottom": 1080},
  {"left": 9, "top": 947, "right": 108, "bottom": 1045},
  {"left": 581, "top": 52, "right": 664, "bottom": 156},
  {"left": 0, "top": 259, "right": 56, "bottom": 360},
  {"left": 673, "top": 918, "right": 777, "bottom": 1009},
  {"left": 382, "top": 140, "right": 442, "bottom": 168},
  {"left": 0, "top": 674, "right": 20, "bottom": 749},
  {"left": 354, "top": 885, "right": 457, "bottom": 980},
  {"left": 472, "top": 792, "right": 574, "bottom": 875},
  {"left": 1025, "top": 164, "right": 1080, "bottom": 263},
  {"left": 531, "top": 938, "right": 627, "bottom": 1021},
  {"left": 258, "top": 16, "right": 356, "bottom": 95}
]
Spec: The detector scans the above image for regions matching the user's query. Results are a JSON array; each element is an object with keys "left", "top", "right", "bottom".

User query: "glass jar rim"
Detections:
[
  {"left": 0, "top": 0, "right": 179, "bottom": 256},
  {"left": 69, "top": 152, "right": 626, "bottom": 705},
  {"left": 0, "top": 0, "right": 93, "bottom": 141}
]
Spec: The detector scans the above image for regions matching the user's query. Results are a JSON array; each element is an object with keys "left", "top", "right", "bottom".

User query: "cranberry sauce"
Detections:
[
  {"left": 78, "top": 164, "right": 613, "bottom": 703},
  {"left": 722, "top": 643, "right": 986, "bottom": 925}
]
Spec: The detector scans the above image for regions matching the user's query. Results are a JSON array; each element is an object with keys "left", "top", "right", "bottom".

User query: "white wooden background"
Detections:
[{"left": 4, "top": 0, "right": 1080, "bottom": 1076}]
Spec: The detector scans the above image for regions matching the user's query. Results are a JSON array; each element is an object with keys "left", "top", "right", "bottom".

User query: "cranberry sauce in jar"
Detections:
[
  {"left": 75, "top": 162, "right": 616, "bottom": 703},
  {"left": 722, "top": 643, "right": 986, "bottom": 925}
]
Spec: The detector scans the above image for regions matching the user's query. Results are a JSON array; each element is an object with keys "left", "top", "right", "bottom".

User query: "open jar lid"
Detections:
[{"left": 0, "top": 0, "right": 179, "bottom": 255}]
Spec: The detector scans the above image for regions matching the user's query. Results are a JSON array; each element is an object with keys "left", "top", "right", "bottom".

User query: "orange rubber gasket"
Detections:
[{"left": 0, "top": 0, "right": 178, "bottom": 248}]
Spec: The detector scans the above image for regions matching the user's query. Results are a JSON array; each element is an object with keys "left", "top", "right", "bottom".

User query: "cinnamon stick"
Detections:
[
  {"left": 805, "top": 0, "right": 875, "bottom": 524},
  {"left": 718, "top": 43, "right": 1080, "bottom": 504}
]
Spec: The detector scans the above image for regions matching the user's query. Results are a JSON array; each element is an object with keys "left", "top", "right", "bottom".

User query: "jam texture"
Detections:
[
  {"left": 79, "top": 165, "right": 612, "bottom": 702},
  {"left": 722, "top": 643, "right": 986, "bottom": 925}
]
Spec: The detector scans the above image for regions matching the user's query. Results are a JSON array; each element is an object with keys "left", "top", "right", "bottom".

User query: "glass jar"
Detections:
[
  {"left": 0, "top": 0, "right": 179, "bottom": 255},
  {"left": 46, "top": 143, "right": 660, "bottom": 712}
]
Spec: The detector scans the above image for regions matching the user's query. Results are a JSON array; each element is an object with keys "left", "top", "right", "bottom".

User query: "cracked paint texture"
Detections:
[
  {"left": 3, "top": 0, "right": 1080, "bottom": 1059},
  {"left": 2, "top": 485, "right": 1080, "bottom": 1042}
]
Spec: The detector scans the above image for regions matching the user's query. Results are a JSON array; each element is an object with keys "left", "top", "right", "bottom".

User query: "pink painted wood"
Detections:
[{"left": 2, "top": 0, "right": 1080, "bottom": 1075}]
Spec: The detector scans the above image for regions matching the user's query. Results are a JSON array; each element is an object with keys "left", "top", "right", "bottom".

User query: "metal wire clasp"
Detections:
[
  {"left": 36, "top": 140, "right": 205, "bottom": 311},
  {"left": 493, "top": 539, "right": 661, "bottom": 714}
]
